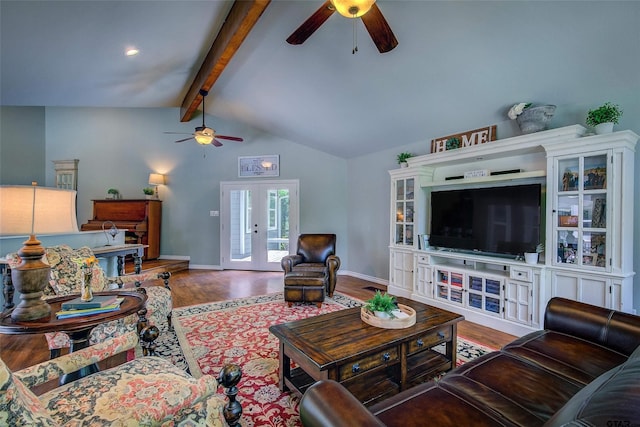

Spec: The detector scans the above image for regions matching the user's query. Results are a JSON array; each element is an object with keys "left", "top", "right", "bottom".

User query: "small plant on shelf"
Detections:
[
  {"left": 586, "top": 102, "right": 623, "bottom": 127},
  {"left": 365, "top": 290, "right": 398, "bottom": 318},
  {"left": 396, "top": 152, "right": 414, "bottom": 165},
  {"left": 107, "top": 188, "right": 120, "bottom": 199},
  {"left": 143, "top": 187, "right": 154, "bottom": 196},
  {"left": 525, "top": 243, "right": 544, "bottom": 255},
  {"left": 445, "top": 137, "right": 461, "bottom": 150}
]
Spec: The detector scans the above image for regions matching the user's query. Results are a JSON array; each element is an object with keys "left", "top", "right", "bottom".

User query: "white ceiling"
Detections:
[{"left": 2, "top": 1, "right": 639, "bottom": 158}]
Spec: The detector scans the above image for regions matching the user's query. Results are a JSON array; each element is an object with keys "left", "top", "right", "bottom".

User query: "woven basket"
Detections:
[{"left": 360, "top": 304, "right": 416, "bottom": 329}]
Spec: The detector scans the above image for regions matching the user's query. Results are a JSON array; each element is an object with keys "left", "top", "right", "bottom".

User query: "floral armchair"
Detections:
[
  {"left": 5, "top": 245, "right": 173, "bottom": 358},
  {"left": 0, "top": 331, "right": 243, "bottom": 426}
]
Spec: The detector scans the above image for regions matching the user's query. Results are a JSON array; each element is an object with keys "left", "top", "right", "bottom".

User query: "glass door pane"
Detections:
[
  {"left": 559, "top": 158, "right": 579, "bottom": 192},
  {"left": 266, "top": 187, "right": 290, "bottom": 264},
  {"left": 230, "top": 189, "right": 252, "bottom": 262},
  {"left": 583, "top": 155, "right": 607, "bottom": 190}
]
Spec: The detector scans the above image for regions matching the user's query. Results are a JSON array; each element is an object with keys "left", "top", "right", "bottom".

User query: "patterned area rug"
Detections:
[{"left": 155, "top": 292, "right": 495, "bottom": 426}]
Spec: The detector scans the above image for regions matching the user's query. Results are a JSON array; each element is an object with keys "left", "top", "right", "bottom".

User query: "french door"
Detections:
[{"left": 220, "top": 180, "right": 299, "bottom": 271}]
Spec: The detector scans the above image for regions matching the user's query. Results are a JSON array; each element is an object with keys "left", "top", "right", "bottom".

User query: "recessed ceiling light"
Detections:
[{"left": 125, "top": 48, "right": 139, "bottom": 57}]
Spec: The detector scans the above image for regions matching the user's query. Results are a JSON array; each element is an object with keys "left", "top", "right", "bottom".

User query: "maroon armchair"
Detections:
[{"left": 281, "top": 234, "right": 341, "bottom": 297}]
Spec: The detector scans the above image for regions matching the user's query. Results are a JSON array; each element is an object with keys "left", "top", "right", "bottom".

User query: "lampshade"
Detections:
[
  {"left": 0, "top": 185, "right": 79, "bottom": 235},
  {"left": 148, "top": 173, "right": 166, "bottom": 186},
  {"left": 194, "top": 127, "right": 214, "bottom": 145},
  {"left": 330, "top": 0, "right": 375, "bottom": 18}
]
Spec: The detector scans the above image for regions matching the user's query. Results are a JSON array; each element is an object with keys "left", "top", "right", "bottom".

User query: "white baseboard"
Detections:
[
  {"left": 188, "top": 264, "right": 223, "bottom": 270},
  {"left": 340, "top": 270, "right": 389, "bottom": 287},
  {"left": 153, "top": 259, "right": 387, "bottom": 283},
  {"left": 158, "top": 255, "right": 190, "bottom": 261}
]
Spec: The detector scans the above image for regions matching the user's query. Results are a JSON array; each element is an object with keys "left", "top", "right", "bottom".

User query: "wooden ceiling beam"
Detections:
[{"left": 180, "top": 0, "right": 271, "bottom": 122}]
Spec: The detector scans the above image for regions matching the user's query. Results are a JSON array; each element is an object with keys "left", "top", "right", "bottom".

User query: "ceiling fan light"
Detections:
[
  {"left": 331, "top": 0, "right": 375, "bottom": 18},
  {"left": 194, "top": 128, "right": 214, "bottom": 145}
]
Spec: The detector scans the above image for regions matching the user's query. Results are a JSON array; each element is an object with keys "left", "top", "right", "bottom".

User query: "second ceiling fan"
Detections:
[
  {"left": 286, "top": 0, "right": 398, "bottom": 53},
  {"left": 165, "top": 89, "right": 243, "bottom": 147}
]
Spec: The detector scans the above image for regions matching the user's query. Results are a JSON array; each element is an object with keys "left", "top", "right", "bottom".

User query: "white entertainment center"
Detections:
[{"left": 389, "top": 125, "right": 638, "bottom": 336}]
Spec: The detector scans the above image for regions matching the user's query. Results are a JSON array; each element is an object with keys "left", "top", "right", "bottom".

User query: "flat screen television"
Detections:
[{"left": 429, "top": 183, "right": 542, "bottom": 257}]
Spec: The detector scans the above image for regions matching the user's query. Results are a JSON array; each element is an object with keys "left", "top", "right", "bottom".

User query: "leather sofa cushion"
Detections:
[
  {"left": 291, "top": 263, "right": 327, "bottom": 273},
  {"left": 374, "top": 382, "right": 513, "bottom": 427},
  {"left": 544, "top": 297, "right": 640, "bottom": 355},
  {"left": 372, "top": 350, "right": 585, "bottom": 427},
  {"left": 544, "top": 345, "right": 640, "bottom": 426},
  {"left": 502, "top": 330, "right": 629, "bottom": 386},
  {"left": 438, "top": 352, "right": 582, "bottom": 425}
]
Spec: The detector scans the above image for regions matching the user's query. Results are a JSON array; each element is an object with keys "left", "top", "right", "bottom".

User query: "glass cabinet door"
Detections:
[
  {"left": 394, "top": 178, "right": 415, "bottom": 245},
  {"left": 555, "top": 154, "right": 608, "bottom": 269}
]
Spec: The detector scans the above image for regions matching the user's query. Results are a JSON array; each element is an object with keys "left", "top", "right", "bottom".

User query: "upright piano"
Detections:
[{"left": 81, "top": 199, "right": 162, "bottom": 260}]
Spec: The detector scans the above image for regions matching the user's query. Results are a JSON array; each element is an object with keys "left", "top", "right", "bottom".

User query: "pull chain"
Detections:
[{"left": 352, "top": 13, "right": 358, "bottom": 54}]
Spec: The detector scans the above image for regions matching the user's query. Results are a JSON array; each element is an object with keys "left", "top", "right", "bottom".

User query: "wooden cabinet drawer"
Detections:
[
  {"left": 406, "top": 327, "right": 452, "bottom": 355},
  {"left": 417, "top": 254, "right": 429, "bottom": 264},
  {"left": 510, "top": 266, "right": 533, "bottom": 282},
  {"left": 339, "top": 347, "right": 399, "bottom": 381}
]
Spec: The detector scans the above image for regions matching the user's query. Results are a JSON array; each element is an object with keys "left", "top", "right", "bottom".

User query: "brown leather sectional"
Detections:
[{"left": 299, "top": 297, "right": 640, "bottom": 426}]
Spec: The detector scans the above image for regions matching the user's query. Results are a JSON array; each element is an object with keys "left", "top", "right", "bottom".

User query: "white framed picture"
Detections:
[{"left": 238, "top": 155, "right": 280, "bottom": 178}]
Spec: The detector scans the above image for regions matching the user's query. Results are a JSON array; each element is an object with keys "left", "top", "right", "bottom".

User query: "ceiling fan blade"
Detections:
[
  {"left": 286, "top": 0, "right": 335, "bottom": 45},
  {"left": 212, "top": 139, "right": 224, "bottom": 147},
  {"left": 164, "top": 131, "right": 192, "bottom": 135},
  {"left": 174, "top": 137, "right": 194, "bottom": 143},
  {"left": 216, "top": 135, "right": 244, "bottom": 142},
  {"left": 361, "top": 3, "right": 398, "bottom": 53}
]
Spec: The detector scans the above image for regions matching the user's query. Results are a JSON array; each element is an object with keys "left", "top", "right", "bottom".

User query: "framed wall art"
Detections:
[{"left": 238, "top": 155, "right": 280, "bottom": 178}]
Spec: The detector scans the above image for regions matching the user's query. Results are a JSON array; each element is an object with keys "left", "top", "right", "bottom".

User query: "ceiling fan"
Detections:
[
  {"left": 164, "top": 89, "right": 243, "bottom": 147},
  {"left": 286, "top": 0, "right": 398, "bottom": 53}
]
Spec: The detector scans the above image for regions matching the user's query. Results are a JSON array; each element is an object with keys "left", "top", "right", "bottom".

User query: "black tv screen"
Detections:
[{"left": 429, "top": 184, "right": 541, "bottom": 257}]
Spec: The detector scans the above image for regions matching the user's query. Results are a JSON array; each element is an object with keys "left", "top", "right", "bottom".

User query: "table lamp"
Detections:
[
  {"left": 148, "top": 173, "right": 165, "bottom": 199},
  {"left": 0, "top": 184, "right": 79, "bottom": 321}
]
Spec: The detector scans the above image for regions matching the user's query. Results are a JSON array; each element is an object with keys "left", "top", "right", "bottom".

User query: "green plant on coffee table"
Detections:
[
  {"left": 143, "top": 187, "right": 154, "bottom": 195},
  {"left": 396, "top": 152, "right": 414, "bottom": 165},
  {"left": 586, "top": 102, "right": 623, "bottom": 127},
  {"left": 365, "top": 290, "right": 398, "bottom": 316}
]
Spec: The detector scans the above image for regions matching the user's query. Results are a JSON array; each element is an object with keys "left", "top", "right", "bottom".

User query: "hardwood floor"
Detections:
[{"left": 0, "top": 268, "right": 516, "bottom": 373}]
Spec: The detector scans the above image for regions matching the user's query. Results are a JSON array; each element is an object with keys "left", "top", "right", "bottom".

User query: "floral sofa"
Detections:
[
  {"left": 0, "top": 331, "right": 242, "bottom": 426},
  {"left": 5, "top": 245, "right": 172, "bottom": 357}
]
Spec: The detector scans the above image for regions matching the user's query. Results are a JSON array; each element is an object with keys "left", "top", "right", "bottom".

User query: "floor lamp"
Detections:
[{"left": 0, "top": 184, "right": 79, "bottom": 321}]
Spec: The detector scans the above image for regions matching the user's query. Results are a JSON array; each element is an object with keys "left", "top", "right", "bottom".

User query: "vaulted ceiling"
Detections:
[{"left": 2, "top": 1, "right": 639, "bottom": 158}]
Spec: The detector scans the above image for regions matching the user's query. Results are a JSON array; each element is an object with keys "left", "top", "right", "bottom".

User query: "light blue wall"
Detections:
[
  {"left": 42, "top": 107, "right": 348, "bottom": 267},
  {"left": 0, "top": 106, "right": 46, "bottom": 185}
]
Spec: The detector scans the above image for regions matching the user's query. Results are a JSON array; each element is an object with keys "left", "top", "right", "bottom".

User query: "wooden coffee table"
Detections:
[{"left": 269, "top": 297, "right": 463, "bottom": 406}]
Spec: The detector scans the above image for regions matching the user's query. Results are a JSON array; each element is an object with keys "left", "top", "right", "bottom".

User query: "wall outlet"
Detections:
[{"left": 210, "top": 210, "right": 219, "bottom": 217}]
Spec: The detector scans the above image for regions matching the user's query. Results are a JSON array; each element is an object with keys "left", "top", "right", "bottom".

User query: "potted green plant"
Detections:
[
  {"left": 365, "top": 290, "right": 398, "bottom": 319},
  {"left": 396, "top": 152, "right": 414, "bottom": 168},
  {"left": 143, "top": 187, "right": 154, "bottom": 199},
  {"left": 445, "top": 137, "right": 461, "bottom": 150},
  {"left": 586, "top": 102, "right": 623, "bottom": 134},
  {"left": 524, "top": 243, "right": 544, "bottom": 265},
  {"left": 106, "top": 188, "right": 120, "bottom": 199}
]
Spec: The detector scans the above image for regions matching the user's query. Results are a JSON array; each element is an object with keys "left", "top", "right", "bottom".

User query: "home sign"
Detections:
[{"left": 430, "top": 125, "right": 497, "bottom": 153}]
